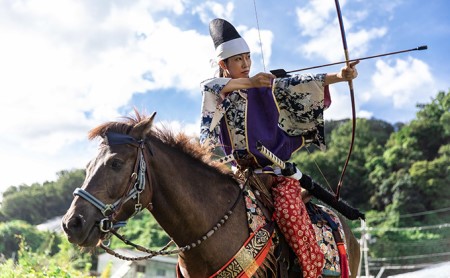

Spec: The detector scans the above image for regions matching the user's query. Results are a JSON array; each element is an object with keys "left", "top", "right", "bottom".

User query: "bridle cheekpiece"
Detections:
[{"left": 73, "top": 131, "right": 154, "bottom": 237}]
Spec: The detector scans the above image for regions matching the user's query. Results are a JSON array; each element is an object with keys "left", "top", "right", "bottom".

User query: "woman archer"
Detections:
[{"left": 200, "top": 18, "right": 358, "bottom": 278}]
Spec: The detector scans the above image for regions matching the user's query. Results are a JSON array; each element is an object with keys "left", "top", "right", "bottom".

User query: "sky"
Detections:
[{"left": 0, "top": 0, "right": 449, "bottom": 194}]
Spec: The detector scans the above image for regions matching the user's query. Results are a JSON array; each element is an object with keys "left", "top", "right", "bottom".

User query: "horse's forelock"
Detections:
[
  {"left": 88, "top": 121, "right": 135, "bottom": 140},
  {"left": 87, "top": 110, "right": 149, "bottom": 140}
]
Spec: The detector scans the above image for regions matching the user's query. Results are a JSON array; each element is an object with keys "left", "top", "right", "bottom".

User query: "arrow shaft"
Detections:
[{"left": 285, "top": 46, "right": 427, "bottom": 73}]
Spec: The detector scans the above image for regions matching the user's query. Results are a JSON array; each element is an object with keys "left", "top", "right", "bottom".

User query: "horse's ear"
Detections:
[{"left": 133, "top": 112, "right": 156, "bottom": 139}]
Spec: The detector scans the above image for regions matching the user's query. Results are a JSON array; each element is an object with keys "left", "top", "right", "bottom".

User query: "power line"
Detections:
[
  {"left": 373, "top": 239, "right": 450, "bottom": 247},
  {"left": 397, "top": 207, "right": 450, "bottom": 218},
  {"left": 356, "top": 222, "right": 450, "bottom": 232},
  {"left": 367, "top": 206, "right": 450, "bottom": 221},
  {"left": 370, "top": 251, "right": 450, "bottom": 262}
]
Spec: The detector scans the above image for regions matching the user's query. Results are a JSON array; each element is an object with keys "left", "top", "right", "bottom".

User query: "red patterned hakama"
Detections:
[{"left": 272, "top": 176, "right": 324, "bottom": 278}]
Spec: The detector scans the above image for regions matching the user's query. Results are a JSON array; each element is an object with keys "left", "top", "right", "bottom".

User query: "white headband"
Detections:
[{"left": 215, "top": 37, "right": 250, "bottom": 61}]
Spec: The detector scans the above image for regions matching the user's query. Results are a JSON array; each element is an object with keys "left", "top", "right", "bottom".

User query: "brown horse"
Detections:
[{"left": 61, "top": 111, "right": 360, "bottom": 277}]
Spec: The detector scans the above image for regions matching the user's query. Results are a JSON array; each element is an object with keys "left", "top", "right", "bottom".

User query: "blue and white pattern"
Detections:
[{"left": 200, "top": 73, "right": 328, "bottom": 165}]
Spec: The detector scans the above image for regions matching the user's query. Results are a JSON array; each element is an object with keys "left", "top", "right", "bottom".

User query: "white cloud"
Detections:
[
  {"left": 154, "top": 119, "right": 200, "bottom": 138},
  {"left": 347, "top": 27, "right": 387, "bottom": 57},
  {"left": 0, "top": 0, "right": 212, "bottom": 191},
  {"left": 296, "top": 0, "right": 336, "bottom": 37},
  {"left": 240, "top": 27, "right": 273, "bottom": 70},
  {"left": 140, "top": 18, "right": 215, "bottom": 92},
  {"left": 323, "top": 85, "right": 371, "bottom": 120},
  {"left": 324, "top": 57, "right": 435, "bottom": 122},
  {"left": 192, "top": 1, "right": 234, "bottom": 24},
  {"left": 191, "top": 3, "right": 273, "bottom": 71},
  {"left": 371, "top": 57, "right": 435, "bottom": 108},
  {"left": 295, "top": 0, "right": 387, "bottom": 61},
  {"left": 0, "top": 0, "right": 443, "bottom": 193}
]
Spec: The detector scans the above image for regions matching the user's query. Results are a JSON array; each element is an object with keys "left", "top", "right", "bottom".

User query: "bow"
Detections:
[{"left": 334, "top": 0, "right": 355, "bottom": 200}]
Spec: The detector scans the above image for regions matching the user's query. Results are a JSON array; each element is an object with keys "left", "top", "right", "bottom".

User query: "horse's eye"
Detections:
[{"left": 111, "top": 159, "right": 124, "bottom": 170}]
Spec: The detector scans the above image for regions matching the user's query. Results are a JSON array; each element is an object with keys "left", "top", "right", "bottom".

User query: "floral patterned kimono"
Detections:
[
  {"left": 200, "top": 73, "right": 330, "bottom": 166},
  {"left": 200, "top": 73, "right": 332, "bottom": 278}
]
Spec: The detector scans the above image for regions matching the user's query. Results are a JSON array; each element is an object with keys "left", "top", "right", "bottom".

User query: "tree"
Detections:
[
  {"left": 0, "top": 169, "right": 85, "bottom": 224},
  {"left": 110, "top": 212, "right": 170, "bottom": 250},
  {"left": 292, "top": 118, "right": 393, "bottom": 210},
  {"left": 369, "top": 91, "right": 450, "bottom": 211},
  {"left": 0, "top": 220, "right": 59, "bottom": 259}
]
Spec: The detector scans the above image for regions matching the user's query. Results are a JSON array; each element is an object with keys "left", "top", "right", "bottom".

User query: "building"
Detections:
[{"left": 97, "top": 248, "right": 177, "bottom": 278}]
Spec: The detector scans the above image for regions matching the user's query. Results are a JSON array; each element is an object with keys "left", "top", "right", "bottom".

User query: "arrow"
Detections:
[{"left": 270, "top": 45, "right": 428, "bottom": 78}]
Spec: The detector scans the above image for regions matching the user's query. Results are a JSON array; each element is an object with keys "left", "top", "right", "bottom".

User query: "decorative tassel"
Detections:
[
  {"left": 337, "top": 243, "right": 349, "bottom": 278},
  {"left": 334, "top": 230, "right": 350, "bottom": 278}
]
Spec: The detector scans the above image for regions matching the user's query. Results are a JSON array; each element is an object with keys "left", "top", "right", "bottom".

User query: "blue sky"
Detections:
[{"left": 0, "top": 0, "right": 449, "bottom": 193}]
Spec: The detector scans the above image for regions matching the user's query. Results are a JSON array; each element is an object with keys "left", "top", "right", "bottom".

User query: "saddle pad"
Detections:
[
  {"left": 244, "top": 186, "right": 349, "bottom": 277},
  {"left": 244, "top": 187, "right": 268, "bottom": 232},
  {"left": 310, "top": 205, "right": 349, "bottom": 277},
  {"left": 211, "top": 223, "right": 274, "bottom": 278}
]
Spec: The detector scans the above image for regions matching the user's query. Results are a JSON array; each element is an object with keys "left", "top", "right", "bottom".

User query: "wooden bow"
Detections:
[{"left": 334, "top": 0, "right": 355, "bottom": 200}]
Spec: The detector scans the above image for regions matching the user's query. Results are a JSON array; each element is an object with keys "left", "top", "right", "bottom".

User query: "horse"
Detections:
[{"left": 61, "top": 111, "right": 360, "bottom": 277}]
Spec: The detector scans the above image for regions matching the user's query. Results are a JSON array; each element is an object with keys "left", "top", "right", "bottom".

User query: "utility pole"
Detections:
[{"left": 357, "top": 219, "right": 370, "bottom": 277}]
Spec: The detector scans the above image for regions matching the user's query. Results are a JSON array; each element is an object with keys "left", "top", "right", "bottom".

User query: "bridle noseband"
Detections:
[{"left": 73, "top": 132, "right": 153, "bottom": 235}]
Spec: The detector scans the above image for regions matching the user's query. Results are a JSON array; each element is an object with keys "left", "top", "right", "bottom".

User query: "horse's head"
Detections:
[{"left": 61, "top": 112, "right": 156, "bottom": 247}]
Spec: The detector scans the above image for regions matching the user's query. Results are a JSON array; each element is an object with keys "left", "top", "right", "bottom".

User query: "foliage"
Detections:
[
  {"left": 292, "top": 90, "right": 450, "bottom": 270},
  {"left": 0, "top": 235, "right": 93, "bottom": 277},
  {"left": 292, "top": 118, "right": 393, "bottom": 210},
  {"left": 369, "top": 90, "right": 450, "bottom": 212},
  {"left": 0, "top": 169, "right": 85, "bottom": 224},
  {"left": 110, "top": 212, "right": 171, "bottom": 250},
  {"left": 0, "top": 90, "right": 449, "bottom": 275},
  {"left": 100, "top": 261, "right": 113, "bottom": 278},
  {"left": 0, "top": 220, "right": 60, "bottom": 259}
]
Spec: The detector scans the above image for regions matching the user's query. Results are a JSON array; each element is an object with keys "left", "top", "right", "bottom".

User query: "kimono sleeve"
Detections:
[
  {"left": 199, "top": 78, "right": 231, "bottom": 149},
  {"left": 273, "top": 73, "right": 327, "bottom": 150}
]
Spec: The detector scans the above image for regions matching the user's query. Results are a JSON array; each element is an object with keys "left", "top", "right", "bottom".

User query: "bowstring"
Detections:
[
  {"left": 253, "top": 0, "right": 266, "bottom": 72},
  {"left": 306, "top": 147, "right": 334, "bottom": 193},
  {"left": 252, "top": 0, "right": 333, "bottom": 194}
]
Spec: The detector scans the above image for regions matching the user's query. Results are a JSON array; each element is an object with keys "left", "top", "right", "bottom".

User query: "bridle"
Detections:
[
  {"left": 72, "top": 131, "right": 244, "bottom": 261},
  {"left": 73, "top": 132, "right": 154, "bottom": 236}
]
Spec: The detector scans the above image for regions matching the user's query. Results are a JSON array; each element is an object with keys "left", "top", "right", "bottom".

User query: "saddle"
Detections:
[{"left": 244, "top": 172, "right": 349, "bottom": 278}]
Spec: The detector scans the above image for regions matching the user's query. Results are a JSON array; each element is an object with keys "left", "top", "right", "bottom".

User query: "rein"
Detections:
[
  {"left": 101, "top": 185, "right": 242, "bottom": 261},
  {"left": 74, "top": 131, "right": 245, "bottom": 261}
]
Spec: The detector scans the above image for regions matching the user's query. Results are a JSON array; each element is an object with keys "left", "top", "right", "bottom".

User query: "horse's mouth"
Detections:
[
  {"left": 65, "top": 221, "right": 101, "bottom": 247},
  {"left": 80, "top": 222, "right": 117, "bottom": 247},
  {"left": 80, "top": 232, "right": 102, "bottom": 247}
]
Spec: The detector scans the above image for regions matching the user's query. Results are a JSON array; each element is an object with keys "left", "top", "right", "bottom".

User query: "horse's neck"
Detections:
[
  {"left": 148, "top": 139, "right": 246, "bottom": 240},
  {"left": 147, "top": 139, "right": 249, "bottom": 275}
]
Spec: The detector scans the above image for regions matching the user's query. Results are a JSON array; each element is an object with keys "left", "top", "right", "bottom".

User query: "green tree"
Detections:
[
  {"left": 0, "top": 169, "right": 85, "bottom": 224},
  {"left": 369, "top": 90, "right": 450, "bottom": 211},
  {"left": 0, "top": 220, "right": 59, "bottom": 259},
  {"left": 110, "top": 212, "right": 170, "bottom": 250},
  {"left": 292, "top": 118, "right": 393, "bottom": 210},
  {"left": 0, "top": 235, "right": 93, "bottom": 277}
]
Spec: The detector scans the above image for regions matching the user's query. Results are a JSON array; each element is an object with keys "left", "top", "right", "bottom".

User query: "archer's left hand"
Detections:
[{"left": 337, "top": 60, "right": 359, "bottom": 81}]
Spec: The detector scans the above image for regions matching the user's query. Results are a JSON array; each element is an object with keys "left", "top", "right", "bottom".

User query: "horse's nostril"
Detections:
[{"left": 64, "top": 215, "right": 84, "bottom": 234}]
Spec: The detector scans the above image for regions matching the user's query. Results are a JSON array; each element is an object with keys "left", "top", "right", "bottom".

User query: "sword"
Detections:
[{"left": 256, "top": 141, "right": 365, "bottom": 220}]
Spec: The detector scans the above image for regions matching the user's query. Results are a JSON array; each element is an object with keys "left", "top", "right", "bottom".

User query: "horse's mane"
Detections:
[{"left": 88, "top": 110, "right": 232, "bottom": 175}]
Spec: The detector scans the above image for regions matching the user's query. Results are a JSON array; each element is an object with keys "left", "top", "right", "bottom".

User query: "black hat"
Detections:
[{"left": 209, "top": 18, "right": 250, "bottom": 61}]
